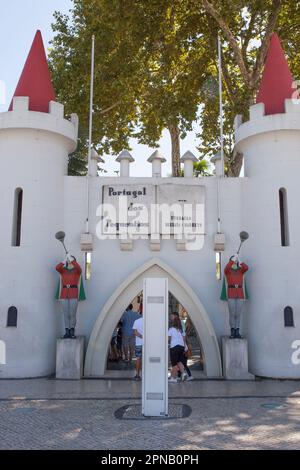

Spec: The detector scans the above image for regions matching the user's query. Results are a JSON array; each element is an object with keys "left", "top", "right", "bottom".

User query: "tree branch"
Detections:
[
  {"left": 94, "top": 101, "right": 121, "bottom": 115},
  {"left": 241, "top": 9, "right": 258, "bottom": 64},
  {"left": 201, "top": 0, "right": 251, "bottom": 86},
  {"left": 250, "top": 0, "right": 282, "bottom": 89},
  {"left": 220, "top": 59, "right": 235, "bottom": 105}
]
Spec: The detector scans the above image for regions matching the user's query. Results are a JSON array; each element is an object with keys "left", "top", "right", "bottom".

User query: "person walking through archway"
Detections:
[
  {"left": 121, "top": 304, "right": 139, "bottom": 363},
  {"left": 133, "top": 312, "right": 143, "bottom": 380},
  {"left": 171, "top": 312, "right": 194, "bottom": 381},
  {"left": 168, "top": 313, "right": 186, "bottom": 383}
]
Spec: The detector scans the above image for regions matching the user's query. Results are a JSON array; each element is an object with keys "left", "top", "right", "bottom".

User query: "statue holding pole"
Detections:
[
  {"left": 55, "top": 232, "right": 86, "bottom": 339},
  {"left": 221, "top": 232, "right": 249, "bottom": 339}
]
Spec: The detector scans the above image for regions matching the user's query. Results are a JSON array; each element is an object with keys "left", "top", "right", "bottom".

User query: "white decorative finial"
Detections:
[
  {"left": 211, "top": 151, "right": 222, "bottom": 177},
  {"left": 89, "top": 148, "right": 104, "bottom": 176},
  {"left": 116, "top": 150, "right": 134, "bottom": 177},
  {"left": 147, "top": 150, "right": 166, "bottom": 177},
  {"left": 91, "top": 148, "right": 104, "bottom": 163},
  {"left": 116, "top": 149, "right": 134, "bottom": 162},
  {"left": 180, "top": 150, "right": 198, "bottom": 177},
  {"left": 180, "top": 151, "right": 197, "bottom": 162}
]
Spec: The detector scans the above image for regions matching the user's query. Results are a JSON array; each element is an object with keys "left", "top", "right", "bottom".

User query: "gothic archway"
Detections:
[{"left": 84, "top": 258, "right": 222, "bottom": 377}]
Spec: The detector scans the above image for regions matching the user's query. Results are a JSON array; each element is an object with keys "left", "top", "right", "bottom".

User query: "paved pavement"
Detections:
[
  {"left": 2, "top": 377, "right": 300, "bottom": 400},
  {"left": 1, "top": 378, "right": 300, "bottom": 450}
]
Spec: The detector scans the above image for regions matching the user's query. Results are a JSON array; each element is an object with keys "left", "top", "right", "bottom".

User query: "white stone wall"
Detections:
[
  {"left": 63, "top": 176, "right": 244, "bottom": 365},
  {"left": 236, "top": 100, "right": 300, "bottom": 378},
  {"left": 0, "top": 99, "right": 77, "bottom": 378},
  {"left": 2, "top": 95, "right": 300, "bottom": 379}
]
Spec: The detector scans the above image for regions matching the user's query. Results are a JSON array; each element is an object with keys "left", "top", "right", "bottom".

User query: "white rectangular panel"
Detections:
[
  {"left": 157, "top": 184, "right": 205, "bottom": 236},
  {"left": 142, "top": 277, "right": 168, "bottom": 417}
]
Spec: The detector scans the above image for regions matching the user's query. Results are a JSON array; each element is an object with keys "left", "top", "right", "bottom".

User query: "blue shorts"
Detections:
[{"left": 135, "top": 346, "right": 143, "bottom": 359}]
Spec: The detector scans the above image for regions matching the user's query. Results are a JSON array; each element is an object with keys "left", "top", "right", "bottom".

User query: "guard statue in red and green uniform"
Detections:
[
  {"left": 221, "top": 254, "right": 249, "bottom": 339},
  {"left": 55, "top": 255, "right": 86, "bottom": 339}
]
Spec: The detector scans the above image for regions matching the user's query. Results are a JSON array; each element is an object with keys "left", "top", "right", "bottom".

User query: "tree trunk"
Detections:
[
  {"left": 168, "top": 124, "right": 181, "bottom": 177},
  {"left": 228, "top": 94, "right": 255, "bottom": 177},
  {"left": 227, "top": 152, "right": 243, "bottom": 177}
]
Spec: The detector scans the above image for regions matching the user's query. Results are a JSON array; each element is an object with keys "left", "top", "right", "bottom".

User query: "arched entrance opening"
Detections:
[
  {"left": 106, "top": 291, "right": 204, "bottom": 377},
  {"left": 84, "top": 258, "right": 222, "bottom": 378}
]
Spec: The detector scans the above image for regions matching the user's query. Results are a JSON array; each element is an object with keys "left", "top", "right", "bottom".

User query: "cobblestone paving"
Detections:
[{"left": 1, "top": 396, "right": 300, "bottom": 450}]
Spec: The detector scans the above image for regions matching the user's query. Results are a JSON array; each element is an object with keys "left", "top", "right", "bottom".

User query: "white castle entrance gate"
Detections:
[{"left": 84, "top": 258, "right": 222, "bottom": 378}]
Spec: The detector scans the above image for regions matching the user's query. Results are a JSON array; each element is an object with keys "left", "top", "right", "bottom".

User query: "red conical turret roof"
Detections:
[
  {"left": 256, "top": 33, "right": 298, "bottom": 115},
  {"left": 9, "top": 30, "right": 56, "bottom": 113}
]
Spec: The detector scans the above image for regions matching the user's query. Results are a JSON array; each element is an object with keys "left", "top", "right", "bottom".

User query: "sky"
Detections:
[{"left": 0, "top": 0, "right": 203, "bottom": 177}]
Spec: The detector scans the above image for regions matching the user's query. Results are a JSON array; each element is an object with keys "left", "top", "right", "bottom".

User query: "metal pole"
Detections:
[
  {"left": 216, "top": 35, "right": 223, "bottom": 234},
  {"left": 62, "top": 241, "right": 68, "bottom": 255},
  {"left": 86, "top": 35, "right": 95, "bottom": 233},
  {"left": 216, "top": 175, "right": 221, "bottom": 233},
  {"left": 218, "top": 36, "right": 224, "bottom": 178},
  {"left": 237, "top": 241, "right": 242, "bottom": 255}
]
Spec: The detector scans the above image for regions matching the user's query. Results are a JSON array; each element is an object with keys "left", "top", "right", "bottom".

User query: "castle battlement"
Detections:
[
  {"left": 235, "top": 99, "right": 300, "bottom": 147},
  {"left": 0, "top": 96, "right": 78, "bottom": 152}
]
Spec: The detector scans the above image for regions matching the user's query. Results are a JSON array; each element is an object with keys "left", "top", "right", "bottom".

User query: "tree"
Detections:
[
  {"left": 199, "top": 0, "right": 282, "bottom": 176},
  {"left": 177, "top": 158, "right": 211, "bottom": 177},
  {"left": 68, "top": 125, "right": 89, "bottom": 175},
  {"left": 49, "top": 1, "right": 299, "bottom": 177},
  {"left": 49, "top": 0, "right": 213, "bottom": 176},
  {"left": 193, "top": 159, "right": 211, "bottom": 177}
]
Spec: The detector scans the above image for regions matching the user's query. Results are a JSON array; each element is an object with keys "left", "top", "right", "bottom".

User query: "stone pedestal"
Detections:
[
  {"left": 56, "top": 336, "right": 85, "bottom": 379},
  {"left": 222, "top": 336, "right": 255, "bottom": 380}
]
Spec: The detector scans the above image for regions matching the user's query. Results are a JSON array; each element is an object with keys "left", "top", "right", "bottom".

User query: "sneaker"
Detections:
[
  {"left": 168, "top": 377, "right": 178, "bottom": 383},
  {"left": 134, "top": 375, "right": 141, "bottom": 380},
  {"left": 181, "top": 373, "right": 187, "bottom": 382},
  {"left": 186, "top": 376, "right": 194, "bottom": 381}
]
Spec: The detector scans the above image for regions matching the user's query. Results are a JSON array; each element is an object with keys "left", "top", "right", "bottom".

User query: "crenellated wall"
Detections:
[
  {"left": 1, "top": 94, "right": 300, "bottom": 379},
  {"left": 63, "top": 173, "right": 245, "bottom": 378}
]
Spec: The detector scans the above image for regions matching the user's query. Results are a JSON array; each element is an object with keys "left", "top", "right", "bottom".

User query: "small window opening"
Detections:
[
  {"left": 284, "top": 306, "right": 294, "bottom": 327},
  {"left": 279, "top": 188, "right": 289, "bottom": 247},
  {"left": 7, "top": 306, "right": 18, "bottom": 327},
  {"left": 12, "top": 188, "right": 23, "bottom": 247}
]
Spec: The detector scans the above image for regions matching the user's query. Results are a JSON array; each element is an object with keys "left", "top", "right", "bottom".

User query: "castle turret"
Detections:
[
  {"left": 0, "top": 31, "right": 78, "bottom": 378},
  {"left": 235, "top": 33, "right": 300, "bottom": 378}
]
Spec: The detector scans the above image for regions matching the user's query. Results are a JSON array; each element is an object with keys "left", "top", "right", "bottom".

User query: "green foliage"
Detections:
[
  {"left": 49, "top": 0, "right": 210, "bottom": 174},
  {"left": 197, "top": 0, "right": 300, "bottom": 174},
  {"left": 177, "top": 158, "right": 211, "bottom": 177},
  {"left": 68, "top": 125, "right": 88, "bottom": 175},
  {"left": 49, "top": 1, "right": 299, "bottom": 176},
  {"left": 193, "top": 159, "right": 211, "bottom": 177}
]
